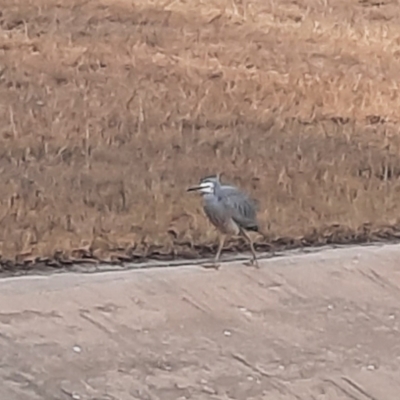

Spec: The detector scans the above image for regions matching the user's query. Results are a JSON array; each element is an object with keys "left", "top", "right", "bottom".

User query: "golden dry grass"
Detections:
[{"left": 1, "top": 0, "right": 400, "bottom": 266}]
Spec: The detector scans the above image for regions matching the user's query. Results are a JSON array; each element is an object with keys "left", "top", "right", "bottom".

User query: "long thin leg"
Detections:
[
  {"left": 214, "top": 234, "right": 225, "bottom": 263},
  {"left": 201, "top": 234, "right": 226, "bottom": 270},
  {"left": 240, "top": 229, "right": 259, "bottom": 268}
]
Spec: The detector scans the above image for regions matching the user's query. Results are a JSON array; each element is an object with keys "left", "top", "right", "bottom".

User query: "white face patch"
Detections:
[{"left": 199, "top": 181, "right": 214, "bottom": 194}]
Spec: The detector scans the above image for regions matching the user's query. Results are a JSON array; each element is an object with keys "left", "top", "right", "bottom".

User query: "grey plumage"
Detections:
[{"left": 187, "top": 175, "right": 260, "bottom": 268}]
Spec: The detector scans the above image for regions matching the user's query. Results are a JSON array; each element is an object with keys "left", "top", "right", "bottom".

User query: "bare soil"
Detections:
[{"left": 1, "top": 0, "right": 400, "bottom": 268}]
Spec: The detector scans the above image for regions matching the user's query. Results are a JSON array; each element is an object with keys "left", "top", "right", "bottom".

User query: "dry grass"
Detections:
[{"left": 1, "top": 0, "right": 400, "bottom": 267}]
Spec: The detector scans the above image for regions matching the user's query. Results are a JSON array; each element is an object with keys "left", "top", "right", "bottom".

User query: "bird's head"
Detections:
[{"left": 187, "top": 175, "right": 220, "bottom": 195}]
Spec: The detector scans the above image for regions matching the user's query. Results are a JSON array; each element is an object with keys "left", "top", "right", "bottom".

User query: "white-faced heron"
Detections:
[{"left": 187, "top": 174, "right": 260, "bottom": 269}]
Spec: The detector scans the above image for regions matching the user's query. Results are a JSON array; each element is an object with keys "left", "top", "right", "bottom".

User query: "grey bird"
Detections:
[{"left": 187, "top": 174, "right": 260, "bottom": 269}]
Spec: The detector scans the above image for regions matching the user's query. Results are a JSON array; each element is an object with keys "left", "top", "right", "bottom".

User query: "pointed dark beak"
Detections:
[{"left": 187, "top": 186, "right": 201, "bottom": 192}]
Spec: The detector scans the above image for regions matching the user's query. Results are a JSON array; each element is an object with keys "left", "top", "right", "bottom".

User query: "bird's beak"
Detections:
[{"left": 187, "top": 186, "right": 201, "bottom": 192}]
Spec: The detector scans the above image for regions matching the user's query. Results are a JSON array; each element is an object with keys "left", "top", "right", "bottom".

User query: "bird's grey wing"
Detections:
[
  {"left": 220, "top": 186, "right": 259, "bottom": 230},
  {"left": 203, "top": 196, "right": 227, "bottom": 229}
]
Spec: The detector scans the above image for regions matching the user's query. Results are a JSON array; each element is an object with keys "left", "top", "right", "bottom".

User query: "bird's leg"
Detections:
[
  {"left": 214, "top": 234, "right": 226, "bottom": 264},
  {"left": 240, "top": 229, "right": 259, "bottom": 268},
  {"left": 257, "top": 226, "right": 276, "bottom": 258},
  {"left": 201, "top": 234, "right": 225, "bottom": 270}
]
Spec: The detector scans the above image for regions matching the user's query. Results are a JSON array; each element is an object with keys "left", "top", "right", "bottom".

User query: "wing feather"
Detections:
[{"left": 219, "top": 186, "right": 259, "bottom": 231}]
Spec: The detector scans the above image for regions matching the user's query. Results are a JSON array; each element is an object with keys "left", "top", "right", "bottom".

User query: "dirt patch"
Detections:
[{"left": 1, "top": 0, "right": 400, "bottom": 269}]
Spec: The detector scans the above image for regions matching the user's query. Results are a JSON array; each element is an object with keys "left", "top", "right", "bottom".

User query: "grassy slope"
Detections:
[{"left": 0, "top": 0, "right": 400, "bottom": 264}]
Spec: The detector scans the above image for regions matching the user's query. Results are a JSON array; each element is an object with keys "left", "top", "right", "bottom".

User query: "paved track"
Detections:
[{"left": 1, "top": 244, "right": 400, "bottom": 399}]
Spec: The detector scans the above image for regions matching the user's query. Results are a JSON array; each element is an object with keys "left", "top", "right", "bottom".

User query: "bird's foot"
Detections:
[
  {"left": 200, "top": 262, "right": 221, "bottom": 270},
  {"left": 243, "top": 259, "right": 260, "bottom": 268}
]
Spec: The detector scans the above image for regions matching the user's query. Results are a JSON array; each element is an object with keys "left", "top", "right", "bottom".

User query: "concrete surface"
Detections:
[{"left": 1, "top": 244, "right": 400, "bottom": 400}]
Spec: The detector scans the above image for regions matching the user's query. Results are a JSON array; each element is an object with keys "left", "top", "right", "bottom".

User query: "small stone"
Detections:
[
  {"left": 239, "top": 306, "right": 252, "bottom": 317},
  {"left": 223, "top": 330, "right": 232, "bottom": 336},
  {"left": 73, "top": 346, "right": 82, "bottom": 353},
  {"left": 202, "top": 385, "right": 216, "bottom": 394}
]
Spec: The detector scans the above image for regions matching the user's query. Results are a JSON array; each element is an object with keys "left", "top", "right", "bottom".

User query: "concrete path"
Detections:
[{"left": 1, "top": 244, "right": 400, "bottom": 399}]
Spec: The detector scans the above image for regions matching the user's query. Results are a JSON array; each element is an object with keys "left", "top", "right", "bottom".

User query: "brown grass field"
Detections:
[{"left": 1, "top": 0, "right": 400, "bottom": 269}]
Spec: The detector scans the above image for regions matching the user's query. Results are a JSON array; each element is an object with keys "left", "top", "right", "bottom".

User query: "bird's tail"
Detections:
[{"left": 246, "top": 224, "right": 259, "bottom": 233}]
